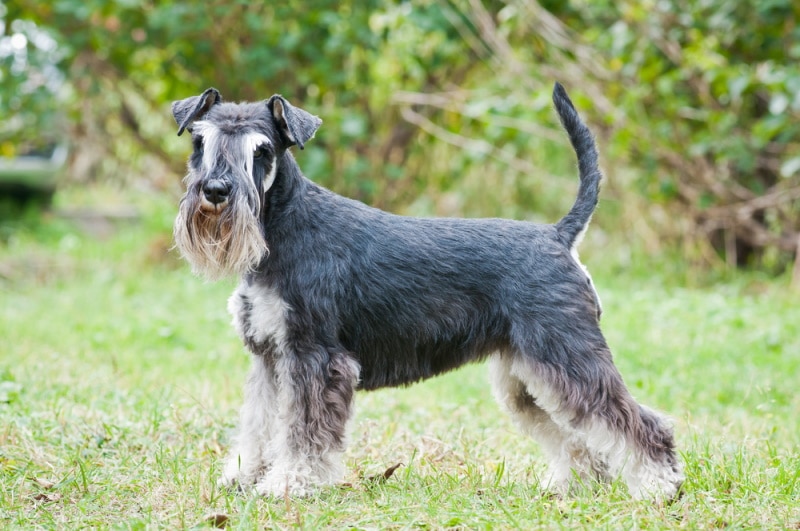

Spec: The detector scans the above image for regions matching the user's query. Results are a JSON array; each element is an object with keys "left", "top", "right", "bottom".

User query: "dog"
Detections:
[{"left": 170, "top": 83, "right": 683, "bottom": 500}]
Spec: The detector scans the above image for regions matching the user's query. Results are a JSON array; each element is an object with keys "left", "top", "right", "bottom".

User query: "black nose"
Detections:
[{"left": 203, "top": 180, "right": 230, "bottom": 205}]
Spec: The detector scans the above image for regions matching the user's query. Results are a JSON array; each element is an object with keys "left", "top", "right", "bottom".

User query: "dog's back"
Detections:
[
  {"left": 246, "top": 84, "right": 607, "bottom": 390},
  {"left": 265, "top": 87, "right": 605, "bottom": 390}
]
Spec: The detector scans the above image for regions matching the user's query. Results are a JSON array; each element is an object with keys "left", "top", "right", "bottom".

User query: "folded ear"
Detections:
[
  {"left": 267, "top": 95, "right": 322, "bottom": 150},
  {"left": 171, "top": 88, "right": 222, "bottom": 136}
]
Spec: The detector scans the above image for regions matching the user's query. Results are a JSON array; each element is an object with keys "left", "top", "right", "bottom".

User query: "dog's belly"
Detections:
[{"left": 350, "top": 333, "right": 504, "bottom": 391}]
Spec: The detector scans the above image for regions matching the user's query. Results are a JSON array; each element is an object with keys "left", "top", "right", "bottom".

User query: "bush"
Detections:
[
  {"left": 5, "top": 0, "right": 799, "bottom": 270},
  {"left": 538, "top": 0, "right": 800, "bottom": 267}
]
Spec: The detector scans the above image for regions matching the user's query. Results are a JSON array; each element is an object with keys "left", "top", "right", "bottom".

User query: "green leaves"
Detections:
[
  {"left": 3, "top": 0, "right": 798, "bottom": 267},
  {"left": 554, "top": 0, "right": 800, "bottom": 265}
]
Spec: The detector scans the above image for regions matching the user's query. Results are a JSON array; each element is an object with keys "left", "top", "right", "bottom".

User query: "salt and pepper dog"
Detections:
[{"left": 171, "top": 83, "right": 683, "bottom": 500}]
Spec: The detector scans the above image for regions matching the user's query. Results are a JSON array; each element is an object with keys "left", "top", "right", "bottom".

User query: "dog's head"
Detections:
[{"left": 171, "top": 89, "right": 321, "bottom": 279}]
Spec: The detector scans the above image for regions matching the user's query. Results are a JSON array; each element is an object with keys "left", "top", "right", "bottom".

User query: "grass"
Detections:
[{"left": 1, "top": 187, "right": 799, "bottom": 529}]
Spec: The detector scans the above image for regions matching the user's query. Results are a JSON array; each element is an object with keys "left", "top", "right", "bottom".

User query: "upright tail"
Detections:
[{"left": 552, "top": 82, "right": 603, "bottom": 249}]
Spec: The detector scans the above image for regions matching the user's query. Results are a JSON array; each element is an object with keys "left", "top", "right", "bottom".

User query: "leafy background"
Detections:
[{"left": 3, "top": 0, "right": 799, "bottom": 270}]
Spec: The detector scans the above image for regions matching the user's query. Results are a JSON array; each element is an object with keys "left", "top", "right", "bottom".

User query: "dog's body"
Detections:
[{"left": 171, "top": 84, "right": 683, "bottom": 500}]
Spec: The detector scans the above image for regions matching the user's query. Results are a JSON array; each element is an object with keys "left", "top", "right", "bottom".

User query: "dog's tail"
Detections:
[{"left": 552, "top": 82, "right": 603, "bottom": 249}]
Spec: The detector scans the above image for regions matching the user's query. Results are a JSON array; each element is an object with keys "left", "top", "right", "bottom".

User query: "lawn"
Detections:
[{"left": 1, "top": 190, "right": 798, "bottom": 529}]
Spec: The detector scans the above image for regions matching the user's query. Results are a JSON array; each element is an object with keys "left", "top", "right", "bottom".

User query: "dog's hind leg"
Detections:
[
  {"left": 507, "top": 321, "right": 683, "bottom": 500},
  {"left": 489, "top": 354, "right": 602, "bottom": 495},
  {"left": 220, "top": 355, "right": 278, "bottom": 488},
  {"left": 256, "top": 348, "right": 360, "bottom": 497}
]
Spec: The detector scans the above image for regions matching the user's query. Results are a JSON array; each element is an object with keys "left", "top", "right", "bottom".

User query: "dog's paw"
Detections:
[
  {"left": 255, "top": 469, "right": 315, "bottom": 498},
  {"left": 219, "top": 456, "right": 266, "bottom": 491},
  {"left": 627, "top": 467, "right": 685, "bottom": 503},
  {"left": 219, "top": 458, "right": 243, "bottom": 489}
]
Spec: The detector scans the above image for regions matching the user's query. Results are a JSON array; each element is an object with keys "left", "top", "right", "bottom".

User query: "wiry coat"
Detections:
[{"left": 171, "top": 84, "right": 683, "bottom": 500}]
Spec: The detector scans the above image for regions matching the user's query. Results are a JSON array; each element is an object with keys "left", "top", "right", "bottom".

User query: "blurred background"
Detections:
[
  {"left": 1, "top": 0, "right": 799, "bottom": 276},
  {"left": 1, "top": 5, "right": 799, "bottom": 526}
]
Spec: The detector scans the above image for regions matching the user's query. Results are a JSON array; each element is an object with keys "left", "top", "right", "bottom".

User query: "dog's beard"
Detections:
[{"left": 174, "top": 191, "right": 267, "bottom": 281}]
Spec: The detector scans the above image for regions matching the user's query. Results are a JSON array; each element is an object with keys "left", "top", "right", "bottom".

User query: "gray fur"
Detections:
[
  {"left": 267, "top": 95, "right": 322, "bottom": 149},
  {"left": 172, "top": 87, "right": 222, "bottom": 136},
  {"left": 171, "top": 82, "right": 684, "bottom": 500}
]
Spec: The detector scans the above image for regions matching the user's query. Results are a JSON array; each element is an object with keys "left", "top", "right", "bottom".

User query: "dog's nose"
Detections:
[{"left": 203, "top": 180, "right": 230, "bottom": 205}]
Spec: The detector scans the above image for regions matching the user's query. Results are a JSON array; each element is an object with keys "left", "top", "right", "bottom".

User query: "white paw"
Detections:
[
  {"left": 218, "top": 454, "right": 265, "bottom": 490},
  {"left": 255, "top": 469, "right": 314, "bottom": 498},
  {"left": 629, "top": 473, "right": 684, "bottom": 502},
  {"left": 625, "top": 460, "right": 684, "bottom": 501}
]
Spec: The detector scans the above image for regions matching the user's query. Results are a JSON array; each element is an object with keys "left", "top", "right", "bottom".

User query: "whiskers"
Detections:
[{"left": 174, "top": 190, "right": 267, "bottom": 280}]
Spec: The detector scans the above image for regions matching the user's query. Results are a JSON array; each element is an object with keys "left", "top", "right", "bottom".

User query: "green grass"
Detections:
[{"left": 1, "top": 188, "right": 799, "bottom": 529}]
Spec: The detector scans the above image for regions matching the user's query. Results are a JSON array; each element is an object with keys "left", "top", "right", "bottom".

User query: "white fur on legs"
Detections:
[
  {"left": 219, "top": 355, "right": 278, "bottom": 488},
  {"left": 622, "top": 452, "right": 684, "bottom": 500},
  {"left": 255, "top": 351, "right": 359, "bottom": 497},
  {"left": 619, "top": 406, "right": 684, "bottom": 501},
  {"left": 490, "top": 355, "right": 601, "bottom": 495},
  {"left": 506, "top": 355, "right": 682, "bottom": 500},
  {"left": 571, "top": 411, "right": 683, "bottom": 501},
  {"left": 255, "top": 447, "right": 346, "bottom": 498},
  {"left": 221, "top": 282, "right": 293, "bottom": 489}
]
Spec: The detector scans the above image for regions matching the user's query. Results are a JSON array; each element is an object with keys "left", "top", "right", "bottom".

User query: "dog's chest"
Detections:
[{"left": 228, "top": 282, "right": 291, "bottom": 355}]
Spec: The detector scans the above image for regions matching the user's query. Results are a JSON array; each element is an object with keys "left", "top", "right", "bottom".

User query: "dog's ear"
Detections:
[
  {"left": 267, "top": 95, "right": 322, "bottom": 150},
  {"left": 172, "top": 88, "right": 222, "bottom": 136}
]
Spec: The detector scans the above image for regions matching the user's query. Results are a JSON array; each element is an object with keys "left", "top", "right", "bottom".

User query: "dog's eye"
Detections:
[
  {"left": 254, "top": 146, "right": 270, "bottom": 160},
  {"left": 193, "top": 136, "right": 204, "bottom": 153}
]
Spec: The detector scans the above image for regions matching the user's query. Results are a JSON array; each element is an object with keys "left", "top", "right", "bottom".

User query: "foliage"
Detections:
[
  {"left": 0, "top": 3, "right": 65, "bottom": 156},
  {"left": 583, "top": 0, "right": 800, "bottom": 267},
  {"left": 429, "top": 0, "right": 800, "bottom": 267},
  {"left": 2, "top": 0, "right": 799, "bottom": 268},
  {"left": 2, "top": 0, "right": 476, "bottom": 206}
]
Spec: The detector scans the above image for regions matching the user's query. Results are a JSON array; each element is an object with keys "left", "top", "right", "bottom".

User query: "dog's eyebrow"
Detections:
[
  {"left": 240, "top": 132, "right": 272, "bottom": 178},
  {"left": 190, "top": 121, "right": 223, "bottom": 171}
]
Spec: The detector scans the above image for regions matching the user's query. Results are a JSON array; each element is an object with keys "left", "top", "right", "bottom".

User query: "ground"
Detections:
[{"left": 0, "top": 188, "right": 798, "bottom": 529}]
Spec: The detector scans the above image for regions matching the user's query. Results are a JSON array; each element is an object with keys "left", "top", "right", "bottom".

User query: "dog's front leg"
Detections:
[
  {"left": 220, "top": 355, "right": 278, "bottom": 488},
  {"left": 256, "top": 348, "right": 360, "bottom": 497}
]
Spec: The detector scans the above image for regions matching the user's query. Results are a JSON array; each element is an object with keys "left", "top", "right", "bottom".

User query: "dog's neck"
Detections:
[{"left": 262, "top": 149, "right": 313, "bottom": 225}]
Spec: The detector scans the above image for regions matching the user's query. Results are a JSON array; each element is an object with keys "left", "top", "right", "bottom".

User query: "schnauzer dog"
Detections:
[{"left": 171, "top": 83, "right": 683, "bottom": 500}]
